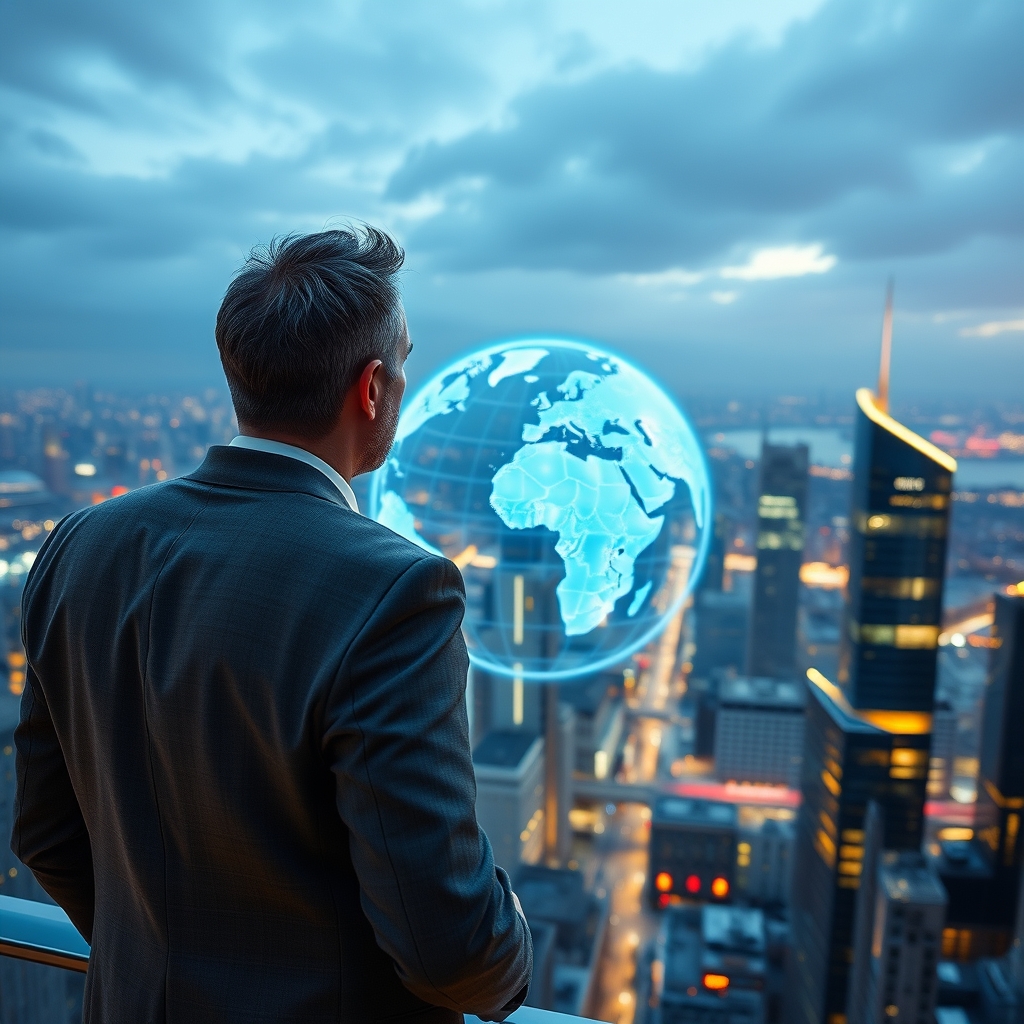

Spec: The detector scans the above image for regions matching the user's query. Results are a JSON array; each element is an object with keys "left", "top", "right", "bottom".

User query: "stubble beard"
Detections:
[{"left": 359, "top": 381, "right": 402, "bottom": 475}]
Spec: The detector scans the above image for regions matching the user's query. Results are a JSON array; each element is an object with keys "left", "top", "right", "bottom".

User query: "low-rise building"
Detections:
[
  {"left": 473, "top": 730, "right": 545, "bottom": 873},
  {"left": 650, "top": 904, "right": 766, "bottom": 1024},
  {"left": 735, "top": 807, "right": 795, "bottom": 907},
  {"left": 649, "top": 798, "right": 738, "bottom": 909},
  {"left": 515, "top": 865, "right": 610, "bottom": 1019},
  {"left": 713, "top": 676, "right": 805, "bottom": 788}
]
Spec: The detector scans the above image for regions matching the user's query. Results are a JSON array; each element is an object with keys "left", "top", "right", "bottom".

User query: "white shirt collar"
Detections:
[{"left": 229, "top": 435, "right": 359, "bottom": 514}]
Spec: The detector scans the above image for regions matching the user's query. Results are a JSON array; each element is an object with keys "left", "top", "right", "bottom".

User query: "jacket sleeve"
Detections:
[
  {"left": 323, "top": 554, "right": 532, "bottom": 1020},
  {"left": 12, "top": 663, "right": 95, "bottom": 942}
]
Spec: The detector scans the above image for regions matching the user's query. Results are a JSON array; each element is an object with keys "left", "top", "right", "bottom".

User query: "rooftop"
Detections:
[
  {"left": 473, "top": 730, "right": 540, "bottom": 769},
  {"left": 653, "top": 796, "right": 737, "bottom": 828},
  {"left": 515, "top": 867, "right": 589, "bottom": 929},
  {"left": 656, "top": 906, "right": 766, "bottom": 1010},
  {"left": 717, "top": 675, "right": 805, "bottom": 710},
  {"left": 701, "top": 906, "right": 766, "bottom": 955},
  {"left": 879, "top": 852, "right": 949, "bottom": 905}
]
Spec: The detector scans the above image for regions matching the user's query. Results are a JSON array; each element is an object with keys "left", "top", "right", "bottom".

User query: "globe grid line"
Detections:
[{"left": 371, "top": 338, "right": 713, "bottom": 682}]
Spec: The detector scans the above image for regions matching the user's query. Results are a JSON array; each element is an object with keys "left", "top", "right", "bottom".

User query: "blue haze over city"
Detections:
[{"left": 1, "top": 2, "right": 1023, "bottom": 1024}]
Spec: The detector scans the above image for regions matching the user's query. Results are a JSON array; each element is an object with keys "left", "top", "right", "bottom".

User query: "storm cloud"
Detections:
[
  {"left": 1, "top": 0, "right": 1021, "bottom": 396},
  {"left": 390, "top": 0, "right": 1023, "bottom": 273}
]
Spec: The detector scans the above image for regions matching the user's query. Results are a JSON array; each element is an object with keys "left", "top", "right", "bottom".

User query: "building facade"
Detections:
[
  {"left": 839, "top": 389, "right": 955, "bottom": 712},
  {"left": 735, "top": 808, "right": 796, "bottom": 907},
  {"left": 714, "top": 676, "right": 805, "bottom": 788},
  {"left": 515, "top": 865, "right": 610, "bottom": 1019},
  {"left": 936, "top": 593, "right": 1024, "bottom": 956},
  {"left": 928, "top": 699, "right": 957, "bottom": 801},
  {"left": 692, "top": 591, "right": 750, "bottom": 685},
  {"left": 976, "top": 594, "right": 1024, "bottom": 900},
  {"left": 789, "top": 382, "right": 954, "bottom": 1024},
  {"left": 850, "top": 852, "right": 947, "bottom": 1024},
  {"left": 648, "top": 797, "right": 738, "bottom": 909},
  {"left": 650, "top": 904, "right": 767, "bottom": 1024},
  {"left": 559, "top": 672, "right": 625, "bottom": 780},
  {"left": 788, "top": 672, "right": 931, "bottom": 1024},
  {"left": 472, "top": 731, "right": 545, "bottom": 873},
  {"left": 746, "top": 442, "right": 809, "bottom": 679}
]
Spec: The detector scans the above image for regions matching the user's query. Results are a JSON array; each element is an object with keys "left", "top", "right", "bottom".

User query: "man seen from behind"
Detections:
[{"left": 12, "top": 227, "right": 532, "bottom": 1023}]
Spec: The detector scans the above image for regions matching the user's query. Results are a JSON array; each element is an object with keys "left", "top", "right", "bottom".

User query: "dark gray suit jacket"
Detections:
[{"left": 13, "top": 445, "right": 531, "bottom": 1023}]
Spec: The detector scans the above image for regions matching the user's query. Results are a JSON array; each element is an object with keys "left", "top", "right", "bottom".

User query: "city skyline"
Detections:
[{"left": 2, "top": 373, "right": 1023, "bottom": 1023}]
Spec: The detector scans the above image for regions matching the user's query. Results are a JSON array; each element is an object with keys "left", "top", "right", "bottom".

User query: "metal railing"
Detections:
[
  {"left": 0, "top": 894, "right": 596, "bottom": 1023},
  {"left": 0, "top": 894, "right": 89, "bottom": 972}
]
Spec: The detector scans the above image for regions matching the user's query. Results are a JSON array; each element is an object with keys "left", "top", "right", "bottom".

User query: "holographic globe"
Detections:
[{"left": 370, "top": 338, "right": 712, "bottom": 681}]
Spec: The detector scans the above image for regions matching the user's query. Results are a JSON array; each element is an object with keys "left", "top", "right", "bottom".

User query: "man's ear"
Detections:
[{"left": 358, "top": 360, "right": 384, "bottom": 420}]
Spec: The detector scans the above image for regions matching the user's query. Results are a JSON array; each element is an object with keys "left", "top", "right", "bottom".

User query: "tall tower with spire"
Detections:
[
  {"left": 787, "top": 287, "right": 957, "bottom": 1024},
  {"left": 876, "top": 279, "right": 894, "bottom": 413},
  {"left": 840, "top": 284, "right": 956, "bottom": 711}
]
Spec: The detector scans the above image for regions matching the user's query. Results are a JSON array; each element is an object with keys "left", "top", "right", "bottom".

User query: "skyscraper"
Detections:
[
  {"left": 936, "top": 593, "right": 1024, "bottom": 955},
  {"left": 976, "top": 594, "right": 1024, "bottom": 885},
  {"left": 699, "top": 511, "right": 729, "bottom": 595},
  {"left": 839, "top": 389, "right": 955, "bottom": 711},
  {"left": 847, "top": 800, "right": 885, "bottom": 1023},
  {"left": 747, "top": 442, "right": 809, "bottom": 679},
  {"left": 849, "top": 851, "right": 947, "bottom": 1024},
  {"left": 1010, "top": 849, "right": 1024, "bottom": 999},
  {"left": 789, "top": 288, "right": 955, "bottom": 1024},
  {"left": 789, "top": 671, "right": 931, "bottom": 1024}
]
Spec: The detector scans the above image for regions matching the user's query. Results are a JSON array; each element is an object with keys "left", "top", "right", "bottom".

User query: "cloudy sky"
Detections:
[{"left": 2, "top": 0, "right": 1022, "bottom": 401}]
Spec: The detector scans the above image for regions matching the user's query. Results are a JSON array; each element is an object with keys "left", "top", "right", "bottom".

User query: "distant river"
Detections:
[{"left": 705, "top": 427, "right": 1024, "bottom": 490}]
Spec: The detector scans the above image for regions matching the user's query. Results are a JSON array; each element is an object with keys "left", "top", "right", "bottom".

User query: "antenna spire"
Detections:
[{"left": 877, "top": 279, "right": 894, "bottom": 413}]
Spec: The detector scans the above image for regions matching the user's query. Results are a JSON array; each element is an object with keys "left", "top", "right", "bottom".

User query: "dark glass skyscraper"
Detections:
[
  {"left": 699, "top": 510, "right": 728, "bottom": 595},
  {"left": 747, "top": 441, "right": 809, "bottom": 679},
  {"left": 937, "top": 593, "right": 1024, "bottom": 953},
  {"left": 788, "top": 357, "right": 956, "bottom": 1023},
  {"left": 789, "top": 671, "right": 931, "bottom": 1024},
  {"left": 976, "top": 594, "right": 1024, "bottom": 875},
  {"left": 839, "top": 389, "right": 956, "bottom": 712}
]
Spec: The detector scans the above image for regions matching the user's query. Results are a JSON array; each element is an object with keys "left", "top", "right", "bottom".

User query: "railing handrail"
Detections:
[
  {"left": 0, "top": 893, "right": 90, "bottom": 972},
  {"left": 0, "top": 895, "right": 596, "bottom": 1021},
  {"left": 468, "top": 1012, "right": 599, "bottom": 1023}
]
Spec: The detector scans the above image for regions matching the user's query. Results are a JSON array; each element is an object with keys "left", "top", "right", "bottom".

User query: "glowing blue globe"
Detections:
[{"left": 370, "top": 338, "right": 712, "bottom": 681}]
